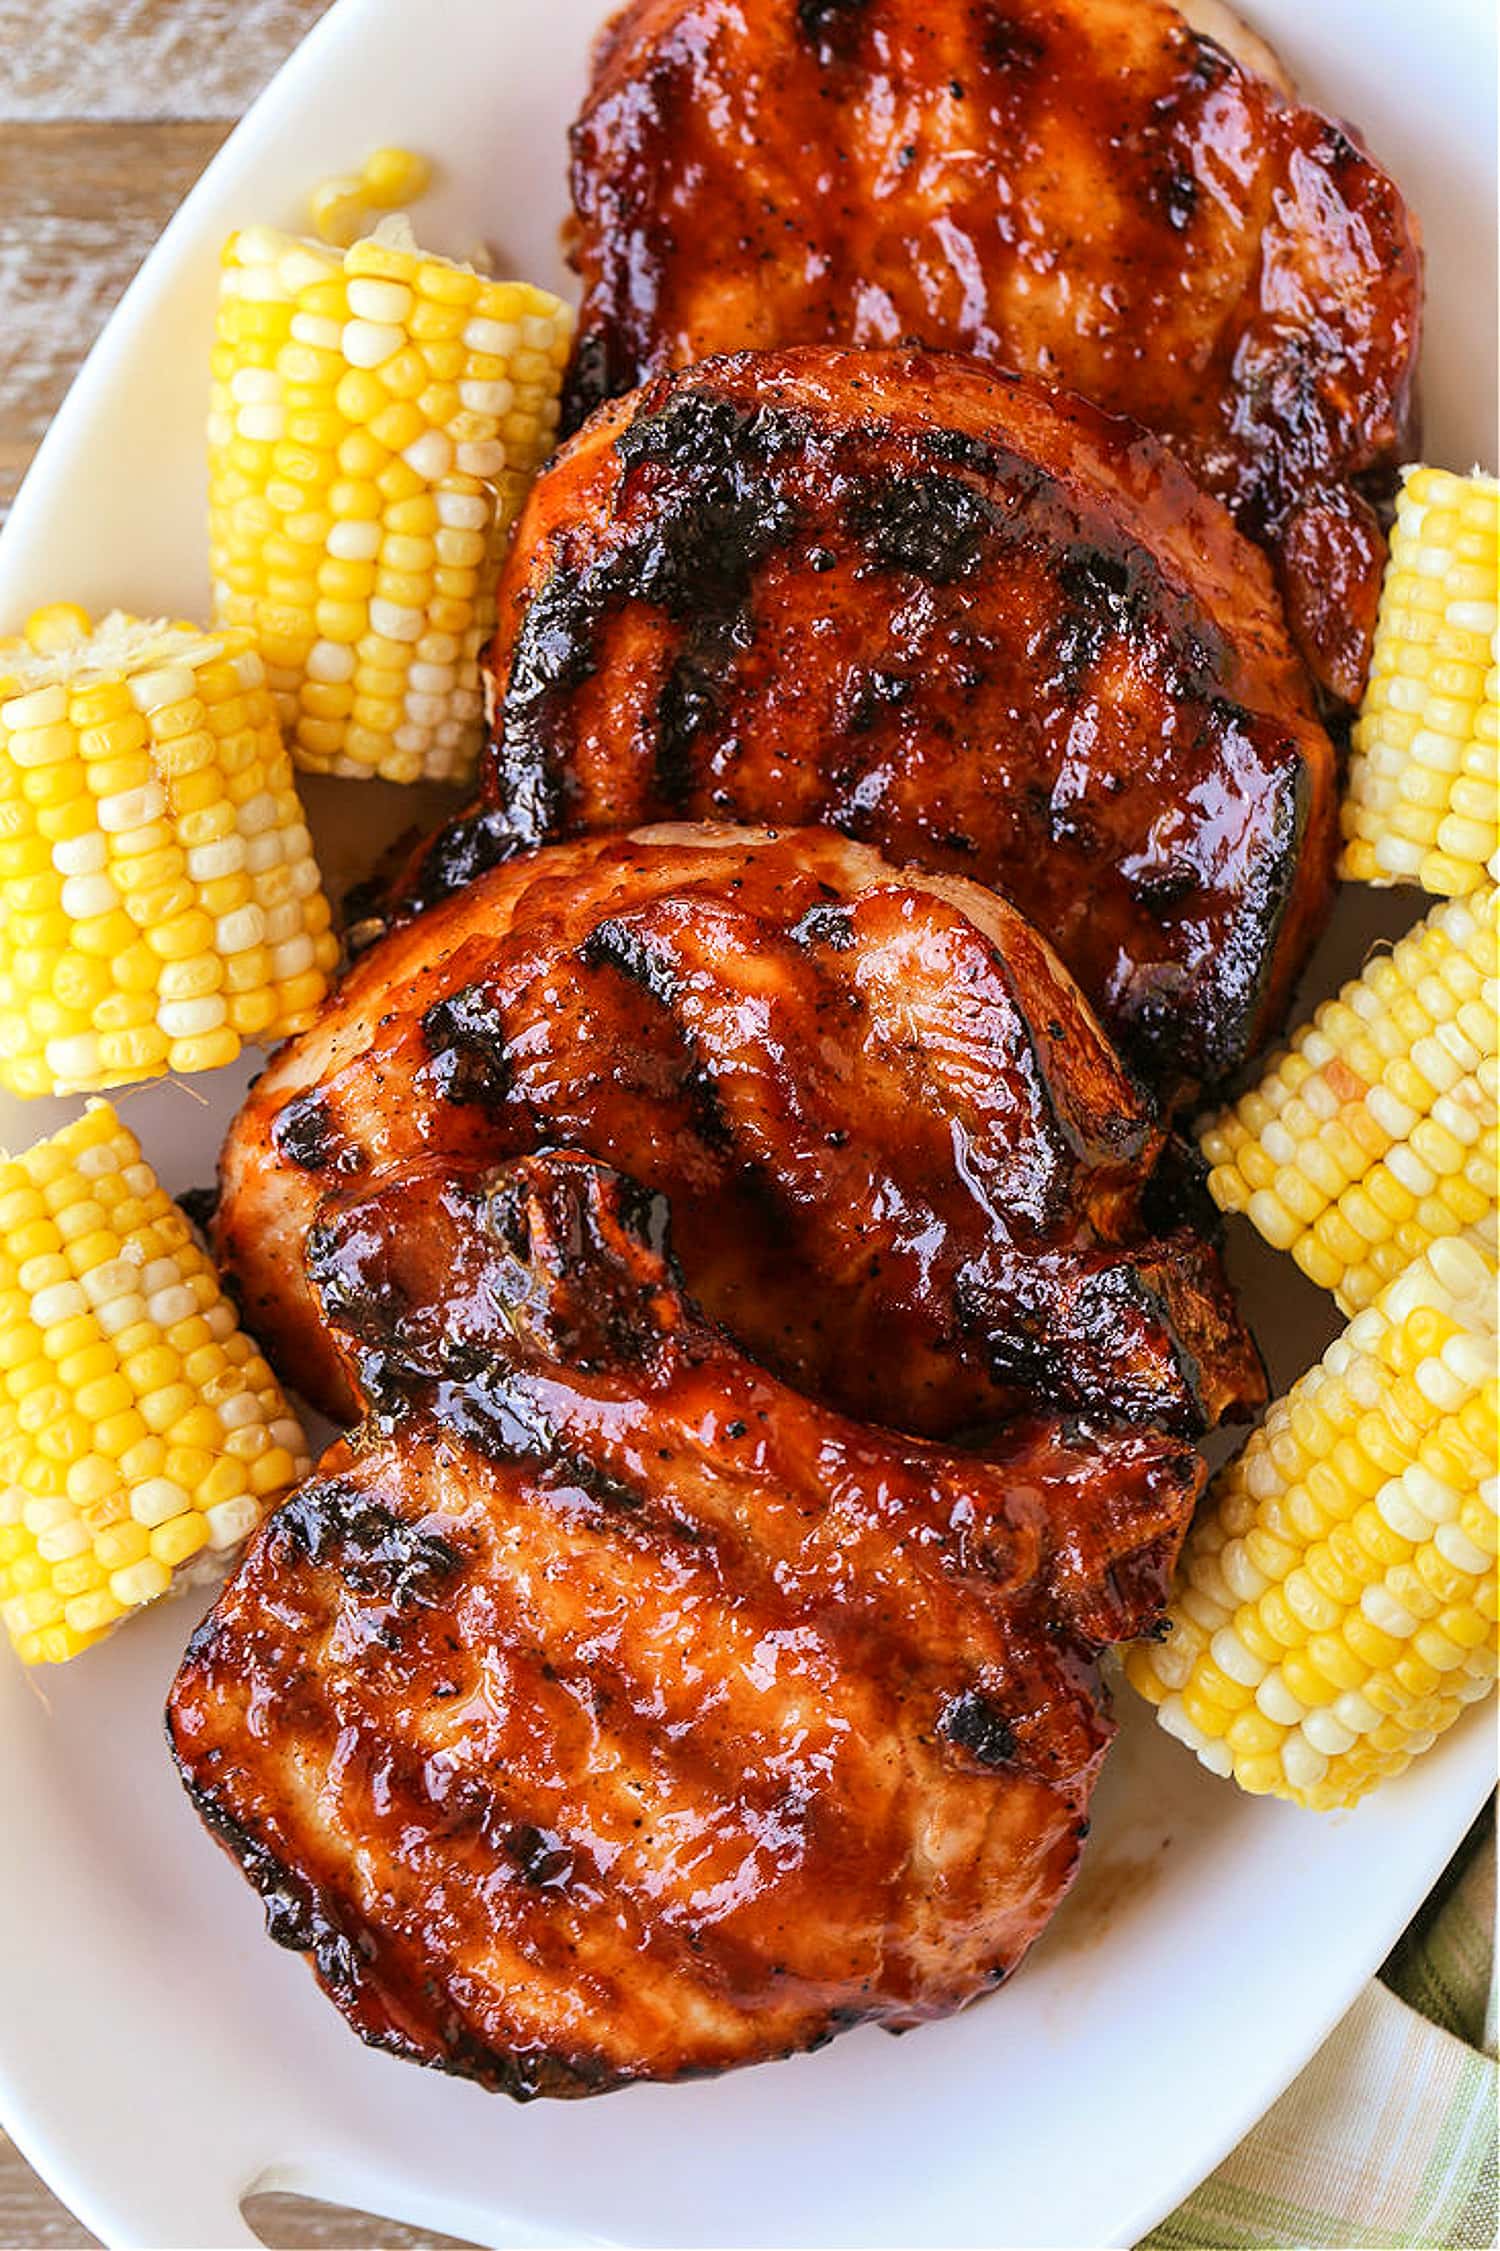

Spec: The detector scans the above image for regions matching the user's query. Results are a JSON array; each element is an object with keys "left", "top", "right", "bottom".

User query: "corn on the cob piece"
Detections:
[
  {"left": 208, "top": 216, "right": 572, "bottom": 784},
  {"left": 0, "top": 1101, "right": 312, "bottom": 1665},
  {"left": 1201, "top": 886, "right": 1497, "bottom": 1314},
  {"left": 1341, "top": 466, "right": 1499, "bottom": 898},
  {"left": 1125, "top": 1238, "right": 1497, "bottom": 1810},
  {"left": 0, "top": 609, "right": 339, "bottom": 1098},
  {"left": 309, "top": 148, "right": 434, "bottom": 250}
]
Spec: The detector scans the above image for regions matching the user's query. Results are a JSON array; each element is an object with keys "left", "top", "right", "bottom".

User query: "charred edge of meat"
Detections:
[
  {"left": 265, "top": 1478, "right": 465, "bottom": 1605},
  {"left": 176, "top": 1182, "right": 219, "bottom": 1233},
  {"left": 969, "top": 921, "right": 1160, "bottom": 1230},
  {"left": 363, "top": 803, "right": 525, "bottom": 933},
  {"left": 1053, "top": 1260, "right": 1205, "bottom": 1436},
  {"left": 170, "top": 1762, "right": 374, "bottom": 1998},
  {"left": 1141, "top": 1132, "right": 1223, "bottom": 1238},
  {"left": 951, "top": 1256, "right": 1206, "bottom": 1437},
  {"left": 1123, "top": 714, "right": 1308, "bottom": 1089},
  {"left": 171, "top": 1762, "right": 606, "bottom": 2101},
  {"left": 938, "top": 1689, "right": 1017, "bottom": 1769},
  {"left": 500, "top": 390, "right": 808, "bottom": 814},
  {"left": 1175, "top": 22, "right": 1236, "bottom": 93},
  {"left": 559, "top": 324, "right": 620, "bottom": 439}
]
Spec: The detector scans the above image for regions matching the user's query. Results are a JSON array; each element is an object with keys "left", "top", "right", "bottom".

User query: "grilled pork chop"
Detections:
[
  {"left": 443, "top": 351, "right": 1338, "bottom": 1099},
  {"left": 562, "top": 0, "right": 1421, "bottom": 700},
  {"left": 214, "top": 824, "right": 1263, "bottom": 1432},
  {"left": 170, "top": 1150, "right": 1204, "bottom": 2096}
]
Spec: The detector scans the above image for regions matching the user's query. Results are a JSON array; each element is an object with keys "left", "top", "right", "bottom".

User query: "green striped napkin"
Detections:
[{"left": 1143, "top": 1803, "right": 1497, "bottom": 2251}]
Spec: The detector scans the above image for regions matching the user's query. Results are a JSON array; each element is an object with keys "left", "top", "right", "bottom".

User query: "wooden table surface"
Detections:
[{"left": 0, "top": 11, "right": 477, "bottom": 2239}]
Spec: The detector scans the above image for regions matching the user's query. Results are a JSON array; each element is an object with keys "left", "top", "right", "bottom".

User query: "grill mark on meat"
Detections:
[
  {"left": 939, "top": 1690, "right": 1018, "bottom": 1769},
  {"left": 578, "top": 916, "right": 681, "bottom": 1007},
  {"left": 846, "top": 473, "right": 1004, "bottom": 583},
  {"left": 268, "top": 1479, "right": 465, "bottom": 1605},
  {"left": 461, "top": 359, "right": 1339, "bottom": 1100},
  {"left": 506, "top": 1823, "right": 578, "bottom": 1889},
  {"left": 503, "top": 392, "right": 807, "bottom": 828},
  {"left": 1157, "top": 159, "right": 1199, "bottom": 232},
  {"left": 272, "top": 1091, "right": 340, "bottom": 1172},
  {"left": 214, "top": 829, "right": 1264, "bottom": 1437},
  {"left": 559, "top": 0, "right": 1418, "bottom": 700},
  {"left": 838, "top": 667, "right": 913, "bottom": 735},
  {"left": 421, "top": 986, "right": 512, "bottom": 1112},
  {"left": 579, "top": 914, "right": 734, "bottom": 1149},
  {"left": 171, "top": 1150, "right": 1211, "bottom": 2092},
  {"left": 657, "top": 655, "right": 726, "bottom": 799},
  {"left": 789, "top": 901, "right": 856, "bottom": 951},
  {"left": 1051, "top": 545, "right": 1221, "bottom": 699}
]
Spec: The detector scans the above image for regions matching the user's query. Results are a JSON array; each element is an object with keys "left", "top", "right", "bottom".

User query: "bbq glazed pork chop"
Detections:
[
  {"left": 170, "top": 1150, "right": 1205, "bottom": 2096},
  {"left": 213, "top": 825, "right": 1263, "bottom": 1434},
  {"left": 438, "top": 351, "right": 1339, "bottom": 1100},
  {"left": 561, "top": 0, "right": 1422, "bottom": 701}
]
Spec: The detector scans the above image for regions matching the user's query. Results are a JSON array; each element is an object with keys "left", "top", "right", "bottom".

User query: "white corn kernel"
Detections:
[
  {"left": 204, "top": 1494, "right": 263, "bottom": 1550},
  {"left": 96, "top": 783, "right": 166, "bottom": 833},
  {"left": 130, "top": 1478, "right": 191, "bottom": 1528},
  {"left": 327, "top": 520, "right": 382, "bottom": 562},
  {"left": 341, "top": 319, "right": 405, "bottom": 368},
  {"left": 158, "top": 996, "right": 229, "bottom": 1039},
  {"left": 402, "top": 431, "right": 454, "bottom": 481},
  {"left": 51, "top": 832, "right": 108, "bottom": 877}
]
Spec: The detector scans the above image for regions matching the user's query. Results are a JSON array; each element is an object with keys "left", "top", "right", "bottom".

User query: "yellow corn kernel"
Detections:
[
  {"left": 0, "top": 609, "right": 338, "bottom": 1097},
  {"left": 0, "top": 1103, "right": 312, "bottom": 1664},
  {"left": 209, "top": 211, "right": 571, "bottom": 782},
  {"left": 1341, "top": 468, "right": 1499, "bottom": 897},
  {"left": 1125, "top": 1240, "right": 1497, "bottom": 1810},
  {"left": 362, "top": 148, "right": 434, "bottom": 209},
  {"left": 24, "top": 603, "right": 93, "bottom": 656}
]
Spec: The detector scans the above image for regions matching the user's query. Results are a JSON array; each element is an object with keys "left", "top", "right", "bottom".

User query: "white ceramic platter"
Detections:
[{"left": 0, "top": 0, "right": 1495, "bottom": 2244}]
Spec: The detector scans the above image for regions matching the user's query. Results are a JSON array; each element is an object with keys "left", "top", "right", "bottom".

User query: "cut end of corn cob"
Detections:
[
  {"left": 1126, "top": 1237, "right": 1498, "bottom": 1811},
  {"left": 1341, "top": 465, "right": 1499, "bottom": 898},
  {"left": 0, "top": 1101, "right": 312, "bottom": 1665},
  {"left": 0, "top": 608, "right": 340, "bottom": 1098},
  {"left": 1201, "top": 884, "right": 1498, "bottom": 1315},
  {"left": 208, "top": 213, "right": 573, "bottom": 785}
]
